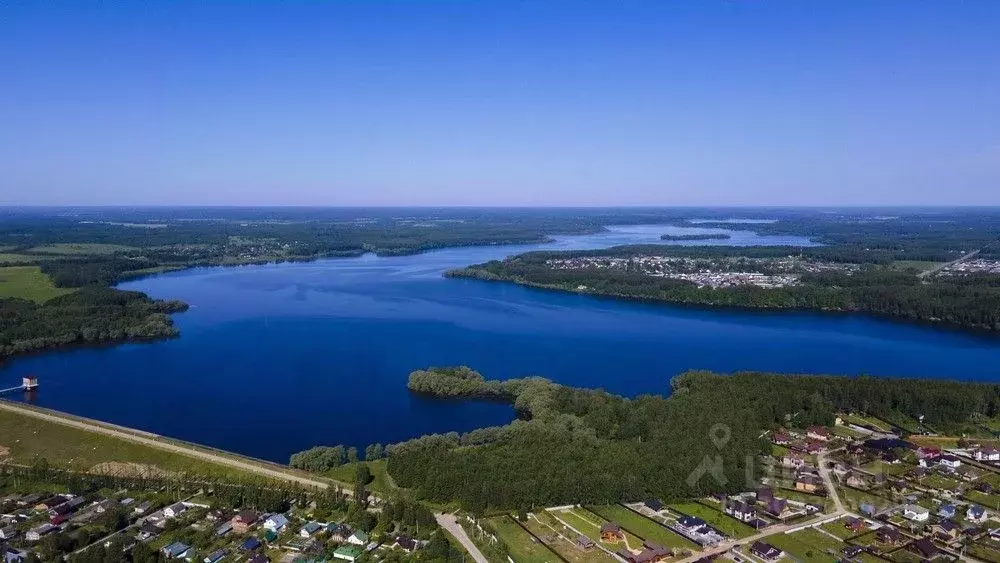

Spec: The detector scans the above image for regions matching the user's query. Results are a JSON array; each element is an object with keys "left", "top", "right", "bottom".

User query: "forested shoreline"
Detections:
[
  {"left": 447, "top": 246, "right": 1000, "bottom": 332},
  {"left": 286, "top": 367, "right": 1000, "bottom": 510},
  {"left": 0, "top": 287, "right": 188, "bottom": 361}
]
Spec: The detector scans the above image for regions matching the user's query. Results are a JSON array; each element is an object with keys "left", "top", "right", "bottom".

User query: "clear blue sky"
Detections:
[{"left": 1, "top": 1, "right": 997, "bottom": 206}]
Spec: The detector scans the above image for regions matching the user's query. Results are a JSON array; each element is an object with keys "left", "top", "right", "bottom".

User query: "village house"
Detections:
[
  {"left": 844, "top": 517, "right": 866, "bottom": 534},
  {"left": 133, "top": 500, "right": 152, "bottom": 514},
  {"left": 782, "top": 453, "right": 807, "bottom": 469},
  {"left": 860, "top": 502, "right": 877, "bottom": 517},
  {"left": 939, "top": 455, "right": 962, "bottom": 470},
  {"left": 576, "top": 535, "right": 595, "bottom": 550},
  {"left": 933, "top": 519, "right": 960, "bottom": 541},
  {"left": 240, "top": 537, "right": 262, "bottom": 552},
  {"left": 845, "top": 472, "right": 868, "bottom": 489},
  {"left": 328, "top": 522, "right": 351, "bottom": 542},
  {"left": 600, "top": 522, "right": 624, "bottom": 542},
  {"left": 161, "top": 542, "right": 191, "bottom": 560},
  {"left": 902, "top": 504, "right": 929, "bottom": 522},
  {"left": 876, "top": 526, "right": 905, "bottom": 546},
  {"left": 807, "top": 426, "right": 830, "bottom": 442},
  {"left": 938, "top": 504, "right": 957, "bottom": 518},
  {"left": 675, "top": 516, "right": 724, "bottom": 546},
  {"left": 333, "top": 545, "right": 362, "bottom": 562},
  {"left": 908, "top": 538, "right": 939, "bottom": 560},
  {"left": 618, "top": 541, "right": 671, "bottom": 563},
  {"left": 967, "top": 504, "right": 988, "bottom": 523},
  {"left": 756, "top": 487, "right": 774, "bottom": 503},
  {"left": 749, "top": 541, "right": 783, "bottom": 561},
  {"left": 644, "top": 499, "right": 664, "bottom": 512},
  {"left": 347, "top": 530, "right": 370, "bottom": 546},
  {"left": 163, "top": 502, "right": 187, "bottom": 519},
  {"left": 203, "top": 549, "right": 227, "bottom": 563},
  {"left": 795, "top": 474, "right": 822, "bottom": 494},
  {"left": 300, "top": 521, "right": 322, "bottom": 538},
  {"left": 0, "top": 525, "right": 18, "bottom": 541},
  {"left": 975, "top": 447, "right": 1000, "bottom": 462},
  {"left": 263, "top": 513, "right": 289, "bottom": 532},
  {"left": 394, "top": 536, "right": 419, "bottom": 553},
  {"left": 25, "top": 523, "right": 56, "bottom": 542},
  {"left": 764, "top": 498, "right": 789, "bottom": 519},
  {"left": 724, "top": 500, "right": 756, "bottom": 523},
  {"left": 231, "top": 510, "right": 259, "bottom": 533},
  {"left": 772, "top": 432, "right": 791, "bottom": 445}
]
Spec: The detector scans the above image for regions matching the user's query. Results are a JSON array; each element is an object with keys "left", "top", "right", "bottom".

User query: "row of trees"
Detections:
[{"left": 378, "top": 367, "right": 1000, "bottom": 511}]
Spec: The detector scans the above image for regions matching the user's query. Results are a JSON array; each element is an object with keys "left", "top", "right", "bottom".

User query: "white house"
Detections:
[
  {"left": 263, "top": 513, "right": 290, "bottom": 532},
  {"left": 347, "top": 530, "right": 370, "bottom": 546},
  {"left": 975, "top": 448, "right": 1000, "bottom": 462},
  {"left": 902, "top": 504, "right": 930, "bottom": 522},
  {"left": 300, "top": 521, "right": 323, "bottom": 538},
  {"left": 26, "top": 523, "right": 56, "bottom": 542},
  {"left": 968, "top": 505, "right": 989, "bottom": 523},
  {"left": 163, "top": 502, "right": 188, "bottom": 518},
  {"left": 939, "top": 455, "right": 962, "bottom": 470}
]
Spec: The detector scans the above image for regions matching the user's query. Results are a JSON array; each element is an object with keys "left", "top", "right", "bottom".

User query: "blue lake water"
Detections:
[{"left": 3, "top": 224, "right": 1000, "bottom": 462}]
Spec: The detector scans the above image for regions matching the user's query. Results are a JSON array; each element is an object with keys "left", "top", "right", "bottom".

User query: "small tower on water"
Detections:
[{"left": 22, "top": 376, "right": 38, "bottom": 390}]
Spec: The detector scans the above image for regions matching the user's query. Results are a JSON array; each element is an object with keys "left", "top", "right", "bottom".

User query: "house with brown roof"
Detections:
[
  {"left": 600, "top": 522, "right": 624, "bottom": 542},
  {"left": 231, "top": 510, "right": 259, "bottom": 534},
  {"left": 844, "top": 517, "right": 867, "bottom": 534},
  {"left": 795, "top": 474, "right": 822, "bottom": 494},
  {"left": 807, "top": 427, "right": 830, "bottom": 441},
  {"left": 618, "top": 541, "right": 671, "bottom": 563},
  {"left": 875, "top": 526, "right": 904, "bottom": 546}
]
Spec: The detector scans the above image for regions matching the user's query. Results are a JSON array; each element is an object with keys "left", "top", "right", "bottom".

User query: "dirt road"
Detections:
[{"left": 0, "top": 400, "right": 332, "bottom": 489}]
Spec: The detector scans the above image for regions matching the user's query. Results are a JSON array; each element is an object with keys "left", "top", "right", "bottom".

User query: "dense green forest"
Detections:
[
  {"left": 449, "top": 246, "right": 1000, "bottom": 331},
  {"left": 354, "top": 367, "right": 1000, "bottom": 510},
  {"left": 0, "top": 287, "right": 187, "bottom": 360}
]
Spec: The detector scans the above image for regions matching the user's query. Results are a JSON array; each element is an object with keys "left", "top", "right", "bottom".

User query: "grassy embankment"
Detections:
[{"left": 0, "top": 403, "right": 324, "bottom": 484}]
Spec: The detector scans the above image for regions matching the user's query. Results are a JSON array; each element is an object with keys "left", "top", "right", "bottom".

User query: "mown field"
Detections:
[
  {"left": 526, "top": 510, "right": 618, "bottom": 563},
  {"left": 766, "top": 527, "right": 843, "bottom": 563},
  {"left": 0, "top": 265, "right": 74, "bottom": 302},
  {"left": 488, "top": 516, "right": 561, "bottom": 563}
]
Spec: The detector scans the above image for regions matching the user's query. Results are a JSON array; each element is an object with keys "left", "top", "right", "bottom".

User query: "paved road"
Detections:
[
  {"left": 0, "top": 400, "right": 333, "bottom": 490},
  {"left": 436, "top": 513, "right": 490, "bottom": 563}
]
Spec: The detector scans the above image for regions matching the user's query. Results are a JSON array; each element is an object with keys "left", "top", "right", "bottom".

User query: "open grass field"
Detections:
[
  {"left": 586, "top": 505, "right": 697, "bottom": 550},
  {"left": 766, "top": 528, "right": 842, "bottom": 563},
  {"left": 889, "top": 260, "right": 942, "bottom": 273},
  {"left": 28, "top": 243, "right": 137, "bottom": 255},
  {"left": 327, "top": 459, "right": 397, "bottom": 493},
  {"left": 862, "top": 459, "right": 910, "bottom": 476},
  {"left": 0, "top": 253, "right": 41, "bottom": 265},
  {"left": 841, "top": 414, "right": 893, "bottom": 433},
  {"left": 921, "top": 473, "right": 959, "bottom": 490},
  {"left": 0, "top": 265, "right": 74, "bottom": 302},
  {"left": 526, "top": 511, "right": 618, "bottom": 563},
  {"left": 969, "top": 543, "right": 1000, "bottom": 563},
  {"left": 488, "top": 516, "right": 561, "bottom": 563},
  {"left": 0, "top": 405, "right": 261, "bottom": 480},
  {"left": 838, "top": 486, "right": 891, "bottom": 513},
  {"left": 667, "top": 502, "right": 755, "bottom": 539},
  {"left": 964, "top": 489, "right": 1000, "bottom": 510},
  {"left": 820, "top": 518, "right": 866, "bottom": 540}
]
